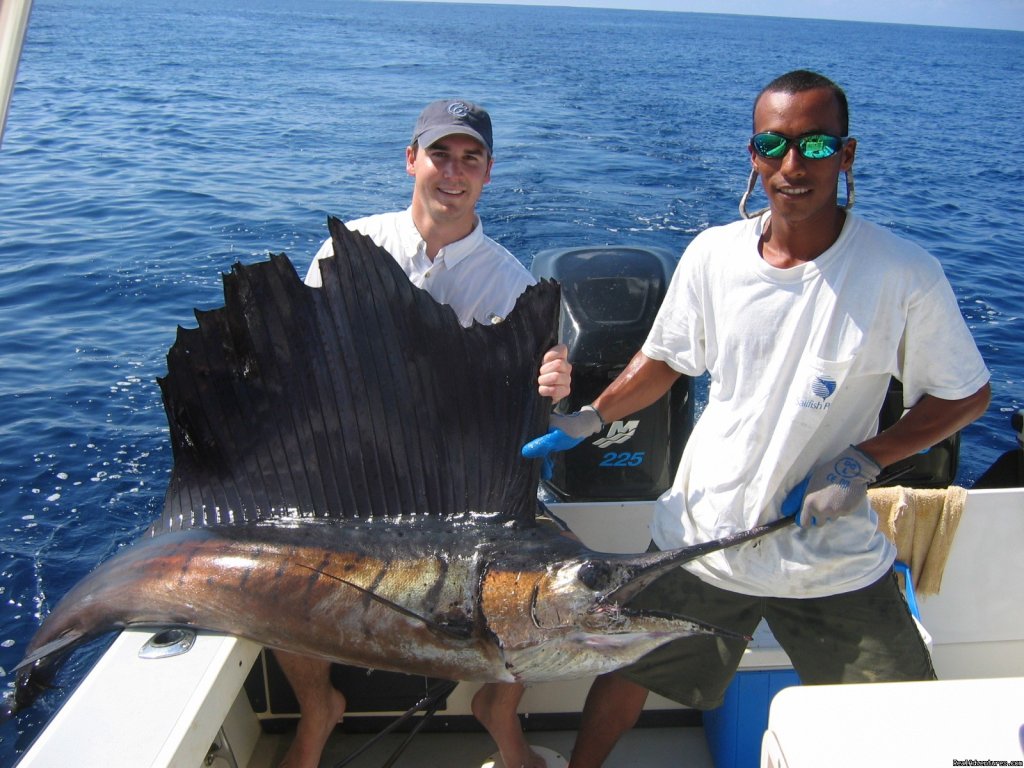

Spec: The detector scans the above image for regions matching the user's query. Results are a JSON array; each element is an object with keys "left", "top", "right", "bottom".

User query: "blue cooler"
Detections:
[{"left": 703, "top": 668, "right": 801, "bottom": 768}]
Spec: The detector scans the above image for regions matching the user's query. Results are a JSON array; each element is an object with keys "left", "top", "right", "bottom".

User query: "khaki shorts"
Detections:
[{"left": 618, "top": 564, "right": 935, "bottom": 709}]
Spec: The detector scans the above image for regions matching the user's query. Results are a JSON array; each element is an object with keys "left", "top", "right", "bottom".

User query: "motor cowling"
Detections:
[{"left": 531, "top": 245, "right": 693, "bottom": 501}]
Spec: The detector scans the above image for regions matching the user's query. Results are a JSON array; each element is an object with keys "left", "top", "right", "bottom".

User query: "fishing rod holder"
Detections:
[{"left": 138, "top": 628, "right": 197, "bottom": 659}]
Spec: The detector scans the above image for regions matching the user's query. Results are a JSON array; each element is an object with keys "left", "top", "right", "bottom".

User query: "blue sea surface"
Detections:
[{"left": 1, "top": 0, "right": 1022, "bottom": 760}]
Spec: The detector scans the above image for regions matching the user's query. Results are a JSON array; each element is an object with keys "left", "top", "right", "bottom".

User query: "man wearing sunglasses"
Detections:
[
  {"left": 278, "top": 99, "right": 572, "bottom": 768},
  {"left": 524, "top": 70, "right": 990, "bottom": 767}
]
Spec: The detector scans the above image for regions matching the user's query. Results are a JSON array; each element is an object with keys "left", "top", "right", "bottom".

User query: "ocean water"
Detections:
[{"left": 0, "top": 0, "right": 1022, "bottom": 759}]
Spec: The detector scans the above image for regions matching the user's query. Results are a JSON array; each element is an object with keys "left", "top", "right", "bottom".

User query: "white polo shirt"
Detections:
[{"left": 304, "top": 208, "right": 535, "bottom": 328}]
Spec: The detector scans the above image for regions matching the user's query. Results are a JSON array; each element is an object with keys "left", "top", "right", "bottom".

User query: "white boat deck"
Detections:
[{"left": 248, "top": 724, "right": 714, "bottom": 768}]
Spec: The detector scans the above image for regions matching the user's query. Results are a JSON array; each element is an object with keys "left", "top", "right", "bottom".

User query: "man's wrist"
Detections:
[
  {"left": 582, "top": 404, "right": 606, "bottom": 428},
  {"left": 847, "top": 444, "right": 880, "bottom": 481}
]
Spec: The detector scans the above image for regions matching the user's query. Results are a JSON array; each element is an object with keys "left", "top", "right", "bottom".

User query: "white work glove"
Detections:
[
  {"left": 547, "top": 406, "right": 605, "bottom": 441},
  {"left": 796, "top": 445, "right": 881, "bottom": 527},
  {"left": 521, "top": 406, "right": 605, "bottom": 480}
]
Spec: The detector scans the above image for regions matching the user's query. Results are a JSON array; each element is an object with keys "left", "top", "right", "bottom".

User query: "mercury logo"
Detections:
[
  {"left": 447, "top": 102, "right": 470, "bottom": 117},
  {"left": 593, "top": 419, "right": 640, "bottom": 448}
]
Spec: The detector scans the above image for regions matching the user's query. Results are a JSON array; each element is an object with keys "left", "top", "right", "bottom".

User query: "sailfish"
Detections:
[{"left": 3, "top": 218, "right": 782, "bottom": 719}]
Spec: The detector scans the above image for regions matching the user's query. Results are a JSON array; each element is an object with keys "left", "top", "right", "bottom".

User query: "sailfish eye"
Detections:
[{"left": 577, "top": 560, "right": 613, "bottom": 591}]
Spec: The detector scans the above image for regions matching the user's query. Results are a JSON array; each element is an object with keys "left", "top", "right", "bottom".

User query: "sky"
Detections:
[{"left": 389, "top": 0, "right": 1024, "bottom": 31}]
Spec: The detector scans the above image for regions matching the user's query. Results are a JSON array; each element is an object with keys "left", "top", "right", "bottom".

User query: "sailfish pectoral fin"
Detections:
[{"left": 295, "top": 563, "right": 472, "bottom": 640}]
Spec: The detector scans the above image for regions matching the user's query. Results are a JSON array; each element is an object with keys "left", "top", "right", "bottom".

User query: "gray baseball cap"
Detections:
[{"left": 411, "top": 99, "right": 493, "bottom": 154}]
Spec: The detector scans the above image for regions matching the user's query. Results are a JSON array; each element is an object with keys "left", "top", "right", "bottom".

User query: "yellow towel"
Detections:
[{"left": 868, "top": 485, "right": 967, "bottom": 596}]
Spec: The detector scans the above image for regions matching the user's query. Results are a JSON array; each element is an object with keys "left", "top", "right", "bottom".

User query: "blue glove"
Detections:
[
  {"left": 781, "top": 476, "right": 810, "bottom": 518},
  {"left": 521, "top": 406, "right": 605, "bottom": 469},
  {"left": 794, "top": 445, "right": 882, "bottom": 527}
]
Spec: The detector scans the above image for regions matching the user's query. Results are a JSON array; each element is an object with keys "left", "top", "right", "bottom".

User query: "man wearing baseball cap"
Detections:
[
  {"left": 278, "top": 100, "right": 570, "bottom": 768},
  {"left": 413, "top": 97, "right": 494, "bottom": 153}
]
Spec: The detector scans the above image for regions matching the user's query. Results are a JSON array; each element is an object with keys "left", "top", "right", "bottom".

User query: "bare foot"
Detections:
[
  {"left": 472, "top": 682, "right": 548, "bottom": 768},
  {"left": 275, "top": 652, "right": 347, "bottom": 768},
  {"left": 277, "top": 683, "right": 345, "bottom": 768}
]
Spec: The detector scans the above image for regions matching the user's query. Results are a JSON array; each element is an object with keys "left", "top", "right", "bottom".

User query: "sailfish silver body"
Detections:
[{"left": 13, "top": 517, "right": 740, "bottom": 697}]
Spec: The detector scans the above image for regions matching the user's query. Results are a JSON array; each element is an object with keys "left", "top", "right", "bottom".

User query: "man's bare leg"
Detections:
[
  {"left": 472, "top": 682, "right": 548, "bottom": 768},
  {"left": 567, "top": 673, "right": 648, "bottom": 768},
  {"left": 275, "top": 651, "right": 347, "bottom": 768}
]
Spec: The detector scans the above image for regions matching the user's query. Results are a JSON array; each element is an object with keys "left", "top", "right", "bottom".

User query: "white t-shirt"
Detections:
[
  {"left": 643, "top": 212, "right": 990, "bottom": 598},
  {"left": 304, "top": 208, "right": 535, "bottom": 327}
]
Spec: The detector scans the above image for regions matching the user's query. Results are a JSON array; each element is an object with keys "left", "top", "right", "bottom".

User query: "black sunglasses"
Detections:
[{"left": 751, "top": 132, "right": 846, "bottom": 160}]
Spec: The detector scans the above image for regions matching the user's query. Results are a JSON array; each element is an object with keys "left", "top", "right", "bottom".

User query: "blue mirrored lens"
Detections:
[
  {"left": 752, "top": 132, "right": 842, "bottom": 160},
  {"left": 752, "top": 133, "right": 789, "bottom": 158},
  {"left": 798, "top": 134, "right": 841, "bottom": 159}
]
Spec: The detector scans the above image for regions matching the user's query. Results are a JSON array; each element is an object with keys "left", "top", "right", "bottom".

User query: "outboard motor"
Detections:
[
  {"left": 973, "top": 408, "right": 1024, "bottom": 489},
  {"left": 531, "top": 245, "right": 693, "bottom": 501}
]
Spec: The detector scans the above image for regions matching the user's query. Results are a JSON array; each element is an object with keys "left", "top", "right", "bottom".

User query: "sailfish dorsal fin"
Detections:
[{"left": 154, "top": 217, "right": 559, "bottom": 533}]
